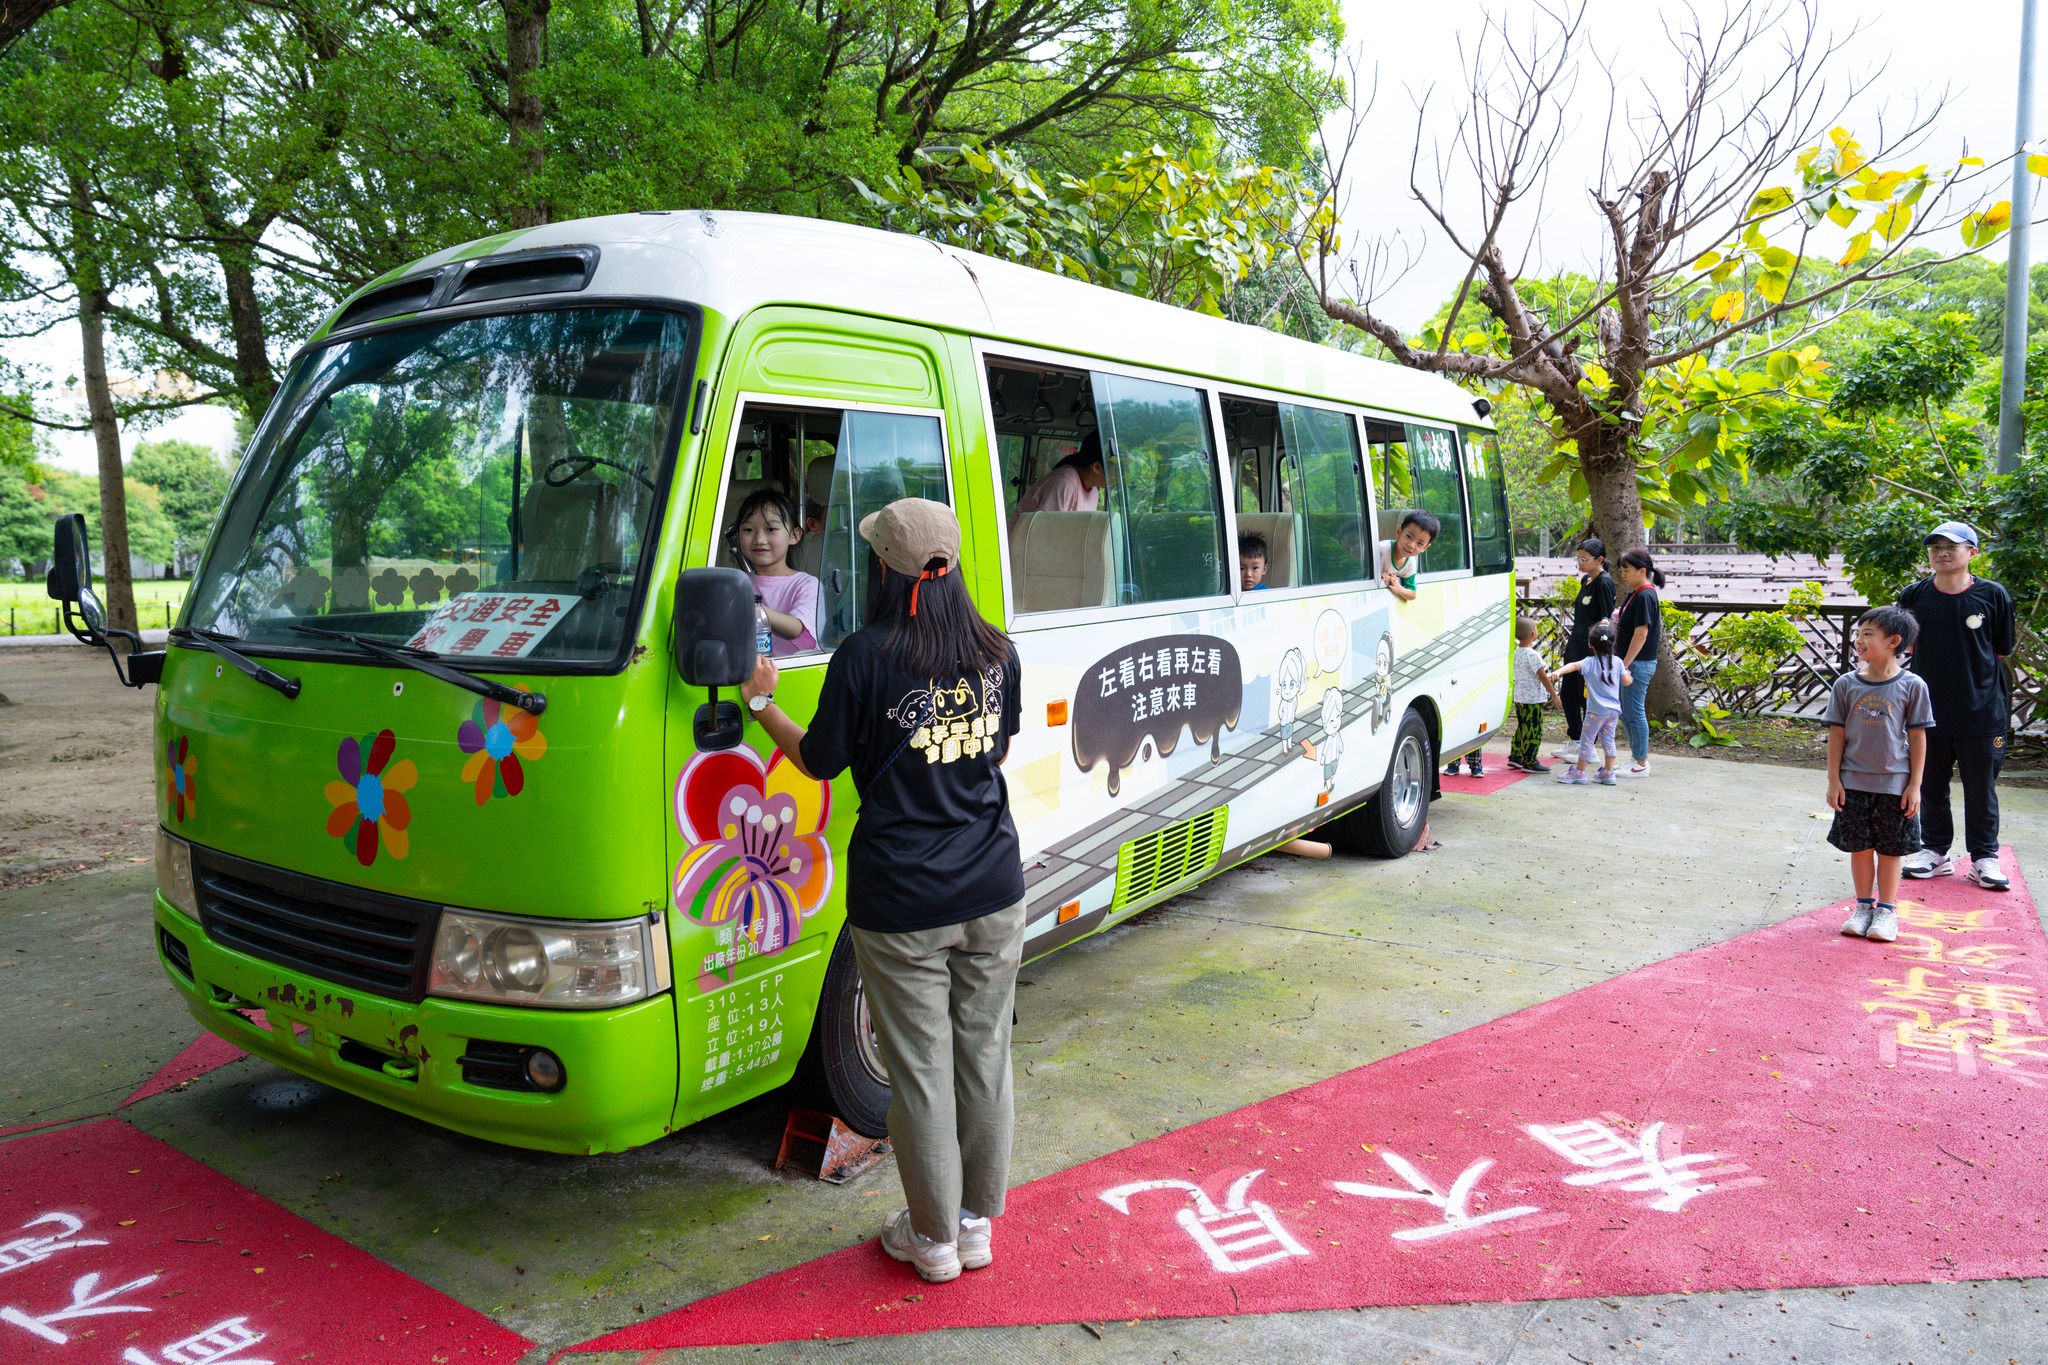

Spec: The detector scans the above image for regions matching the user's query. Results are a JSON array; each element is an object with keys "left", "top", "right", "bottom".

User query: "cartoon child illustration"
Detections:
[
  {"left": 1275, "top": 648, "right": 1307, "bottom": 754},
  {"left": 1309, "top": 686, "right": 1344, "bottom": 793},
  {"left": 1370, "top": 632, "right": 1395, "bottom": 732}
]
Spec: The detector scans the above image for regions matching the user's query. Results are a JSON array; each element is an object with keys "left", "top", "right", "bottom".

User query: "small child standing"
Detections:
[
  {"left": 1507, "top": 617, "right": 1561, "bottom": 772},
  {"left": 1826, "top": 605, "right": 1934, "bottom": 943},
  {"left": 729, "top": 489, "right": 819, "bottom": 656},
  {"left": 1551, "top": 621, "right": 1628, "bottom": 786}
]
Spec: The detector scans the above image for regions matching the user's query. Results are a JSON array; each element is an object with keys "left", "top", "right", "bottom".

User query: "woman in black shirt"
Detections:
[
  {"left": 743, "top": 498, "right": 1024, "bottom": 1285},
  {"left": 1614, "top": 547, "right": 1666, "bottom": 775},
  {"left": 1557, "top": 538, "right": 1616, "bottom": 756}
]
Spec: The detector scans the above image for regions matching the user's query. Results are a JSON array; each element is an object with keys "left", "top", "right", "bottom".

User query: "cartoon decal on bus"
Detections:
[{"left": 45, "top": 211, "right": 1512, "bottom": 1156}]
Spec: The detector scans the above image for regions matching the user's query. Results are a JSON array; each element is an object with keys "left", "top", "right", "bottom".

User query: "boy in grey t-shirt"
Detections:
[{"left": 1825, "top": 605, "right": 1935, "bottom": 942}]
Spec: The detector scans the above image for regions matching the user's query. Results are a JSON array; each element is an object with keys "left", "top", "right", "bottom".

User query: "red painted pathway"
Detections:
[{"left": 571, "top": 849, "right": 2047, "bottom": 1352}]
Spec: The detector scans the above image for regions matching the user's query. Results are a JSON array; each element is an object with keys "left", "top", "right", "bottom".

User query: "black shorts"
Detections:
[{"left": 1827, "top": 787, "right": 1922, "bottom": 857}]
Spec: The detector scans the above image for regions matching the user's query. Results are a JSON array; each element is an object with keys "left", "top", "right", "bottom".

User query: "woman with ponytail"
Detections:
[
  {"left": 1613, "top": 546, "right": 1666, "bottom": 776},
  {"left": 741, "top": 498, "right": 1024, "bottom": 1286}
]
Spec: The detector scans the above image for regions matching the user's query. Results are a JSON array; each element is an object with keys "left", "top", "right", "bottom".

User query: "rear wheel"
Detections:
[
  {"left": 791, "top": 931, "right": 890, "bottom": 1137},
  {"left": 1325, "top": 708, "right": 1433, "bottom": 857}
]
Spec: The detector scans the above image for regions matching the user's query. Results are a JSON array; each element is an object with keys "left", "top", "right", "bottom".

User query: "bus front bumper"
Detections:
[{"left": 150, "top": 895, "right": 679, "bottom": 1155}]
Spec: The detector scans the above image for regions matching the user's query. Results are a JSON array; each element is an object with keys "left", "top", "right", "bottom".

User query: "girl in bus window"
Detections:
[{"left": 731, "top": 489, "right": 818, "bottom": 655}]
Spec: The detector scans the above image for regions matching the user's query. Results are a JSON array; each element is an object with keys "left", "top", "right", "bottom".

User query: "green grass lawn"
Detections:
[{"left": 0, "top": 579, "right": 188, "bottom": 635}]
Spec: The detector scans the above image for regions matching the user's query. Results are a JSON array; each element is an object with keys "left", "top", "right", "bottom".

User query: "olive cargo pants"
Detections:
[{"left": 850, "top": 898, "right": 1027, "bottom": 1244}]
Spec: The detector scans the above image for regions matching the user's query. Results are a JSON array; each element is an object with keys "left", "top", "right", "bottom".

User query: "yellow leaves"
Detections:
[
  {"left": 1692, "top": 250, "right": 1722, "bottom": 271},
  {"left": 1960, "top": 156, "right": 1985, "bottom": 167},
  {"left": 1743, "top": 186, "right": 1794, "bottom": 220},
  {"left": 1710, "top": 290, "right": 1745, "bottom": 324},
  {"left": 1872, "top": 201, "right": 1913, "bottom": 242},
  {"left": 1829, "top": 127, "right": 1866, "bottom": 176},
  {"left": 1825, "top": 203, "right": 1858, "bottom": 228},
  {"left": 2031, "top": 154, "right": 2048, "bottom": 177},
  {"left": 1758, "top": 244, "right": 1795, "bottom": 270},
  {"left": 1961, "top": 201, "right": 2013, "bottom": 248},
  {"left": 1839, "top": 230, "right": 1873, "bottom": 268},
  {"left": 1756, "top": 270, "right": 1790, "bottom": 305}
]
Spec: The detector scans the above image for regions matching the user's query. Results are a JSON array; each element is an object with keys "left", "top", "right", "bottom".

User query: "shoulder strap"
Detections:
[{"left": 871, "top": 691, "right": 934, "bottom": 783}]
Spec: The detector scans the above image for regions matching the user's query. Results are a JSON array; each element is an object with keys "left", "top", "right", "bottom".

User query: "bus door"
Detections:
[{"left": 665, "top": 309, "right": 959, "bottom": 1129}]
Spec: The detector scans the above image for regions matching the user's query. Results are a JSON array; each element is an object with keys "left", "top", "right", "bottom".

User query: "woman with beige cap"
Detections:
[{"left": 741, "top": 497, "right": 1026, "bottom": 1284}]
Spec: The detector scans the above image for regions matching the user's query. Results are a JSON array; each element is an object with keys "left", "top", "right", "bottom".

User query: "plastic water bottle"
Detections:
[{"left": 754, "top": 594, "right": 772, "bottom": 660}]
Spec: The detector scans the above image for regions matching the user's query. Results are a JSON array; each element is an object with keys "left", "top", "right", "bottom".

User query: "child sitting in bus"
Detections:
[
  {"left": 1239, "top": 533, "right": 1272, "bottom": 592},
  {"left": 730, "top": 489, "right": 818, "bottom": 655},
  {"left": 1378, "top": 510, "right": 1438, "bottom": 603}
]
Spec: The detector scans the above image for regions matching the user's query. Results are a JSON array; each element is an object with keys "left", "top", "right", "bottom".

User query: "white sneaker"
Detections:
[
  {"left": 1866, "top": 905, "right": 1899, "bottom": 943},
  {"left": 1969, "top": 855, "right": 2011, "bottom": 891},
  {"left": 1621, "top": 761, "right": 1651, "bottom": 777},
  {"left": 881, "top": 1209, "right": 961, "bottom": 1283},
  {"left": 1841, "top": 901, "right": 1875, "bottom": 937},
  {"left": 1902, "top": 849, "right": 1952, "bottom": 879},
  {"left": 957, "top": 1214, "right": 992, "bottom": 1270},
  {"left": 1552, "top": 746, "right": 1581, "bottom": 760}
]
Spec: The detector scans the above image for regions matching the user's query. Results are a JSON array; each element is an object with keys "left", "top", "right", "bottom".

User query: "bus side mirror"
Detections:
[
  {"left": 47, "top": 513, "right": 106, "bottom": 641},
  {"left": 672, "top": 567, "right": 758, "bottom": 751}
]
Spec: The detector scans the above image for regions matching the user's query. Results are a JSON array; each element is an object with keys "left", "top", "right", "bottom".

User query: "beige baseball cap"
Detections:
[{"left": 859, "top": 498, "right": 961, "bottom": 576}]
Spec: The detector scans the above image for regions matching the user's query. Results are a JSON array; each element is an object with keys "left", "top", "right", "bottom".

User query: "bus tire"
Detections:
[
  {"left": 1326, "top": 708, "right": 1432, "bottom": 858},
  {"left": 791, "top": 930, "right": 891, "bottom": 1138}
]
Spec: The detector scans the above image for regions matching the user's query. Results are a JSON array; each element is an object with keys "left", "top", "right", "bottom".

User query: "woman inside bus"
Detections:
[
  {"left": 1011, "top": 429, "right": 1108, "bottom": 516},
  {"left": 740, "top": 498, "right": 1026, "bottom": 1285}
]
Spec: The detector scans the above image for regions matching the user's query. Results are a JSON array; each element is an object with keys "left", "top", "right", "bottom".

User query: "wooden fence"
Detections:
[{"left": 1514, "top": 587, "right": 2045, "bottom": 753}]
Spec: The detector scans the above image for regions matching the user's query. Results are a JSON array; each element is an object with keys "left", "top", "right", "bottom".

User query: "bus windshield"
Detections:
[{"left": 185, "top": 307, "right": 690, "bottom": 665}]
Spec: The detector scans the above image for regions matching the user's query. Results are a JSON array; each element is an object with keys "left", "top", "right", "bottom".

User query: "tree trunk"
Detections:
[
  {"left": 77, "top": 285, "right": 137, "bottom": 641},
  {"left": 1577, "top": 424, "right": 1693, "bottom": 724},
  {"left": 501, "top": 0, "right": 552, "bottom": 228},
  {"left": 221, "top": 250, "right": 275, "bottom": 414}
]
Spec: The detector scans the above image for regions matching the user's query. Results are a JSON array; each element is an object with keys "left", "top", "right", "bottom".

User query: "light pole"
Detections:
[{"left": 1999, "top": 0, "right": 2040, "bottom": 474}]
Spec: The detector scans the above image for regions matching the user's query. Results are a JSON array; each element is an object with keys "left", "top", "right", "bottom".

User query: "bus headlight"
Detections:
[
  {"left": 427, "top": 909, "right": 668, "bottom": 1009},
  {"left": 155, "top": 829, "right": 198, "bottom": 917}
]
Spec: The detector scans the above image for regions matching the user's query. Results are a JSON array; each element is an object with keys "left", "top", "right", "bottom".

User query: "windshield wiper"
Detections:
[
  {"left": 169, "top": 627, "right": 303, "bottom": 699},
  {"left": 288, "top": 625, "right": 547, "bottom": 716}
]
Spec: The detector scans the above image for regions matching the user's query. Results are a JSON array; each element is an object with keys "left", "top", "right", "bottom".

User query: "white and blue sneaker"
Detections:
[
  {"left": 1866, "top": 904, "right": 1899, "bottom": 943},
  {"left": 1842, "top": 900, "right": 1875, "bottom": 937},
  {"left": 881, "top": 1209, "right": 961, "bottom": 1283},
  {"left": 1969, "top": 855, "right": 2011, "bottom": 891},
  {"left": 1902, "top": 848, "right": 1952, "bottom": 879}
]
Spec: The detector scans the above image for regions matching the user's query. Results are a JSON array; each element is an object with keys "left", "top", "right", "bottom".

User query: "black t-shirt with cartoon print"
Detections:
[
  {"left": 1897, "top": 574, "right": 2016, "bottom": 737},
  {"left": 799, "top": 628, "right": 1025, "bottom": 933}
]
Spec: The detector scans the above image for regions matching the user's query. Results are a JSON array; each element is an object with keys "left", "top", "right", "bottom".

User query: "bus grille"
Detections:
[
  {"left": 192, "top": 848, "right": 439, "bottom": 1001},
  {"left": 1111, "top": 807, "right": 1230, "bottom": 911}
]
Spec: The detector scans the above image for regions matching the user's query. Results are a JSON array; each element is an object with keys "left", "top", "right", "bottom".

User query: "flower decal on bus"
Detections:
[
  {"left": 325, "top": 729, "right": 417, "bottom": 866},
  {"left": 457, "top": 696, "right": 546, "bottom": 804},
  {"left": 673, "top": 747, "right": 833, "bottom": 989},
  {"left": 164, "top": 735, "right": 197, "bottom": 822}
]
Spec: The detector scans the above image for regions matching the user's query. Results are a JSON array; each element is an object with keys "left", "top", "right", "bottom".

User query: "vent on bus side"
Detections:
[
  {"left": 331, "top": 274, "right": 440, "bottom": 332},
  {"left": 448, "top": 247, "right": 599, "bottom": 306},
  {"left": 1111, "top": 807, "right": 1230, "bottom": 912}
]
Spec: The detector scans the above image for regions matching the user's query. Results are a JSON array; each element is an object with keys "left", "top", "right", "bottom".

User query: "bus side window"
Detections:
[
  {"left": 1363, "top": 418, "right": 1409, "bottom": 579},
  {"left": 1277, "top": 402, "right": 1369, "bottom": 584},
  {"left": 816, "top": 409, "right": 950, "bottom": 646},
  {"left": 1404, "top": 423, "right": 1469, "bottom": 572},
  {"left": 1094, "top": 371, "right": 1227, "bottom": 604},
  {"left": 1461, "top": 427, "right": 1512, "bottom": 575}
]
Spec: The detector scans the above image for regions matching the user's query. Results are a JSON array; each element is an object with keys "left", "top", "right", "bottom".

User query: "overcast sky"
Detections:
[{"left": 23, "top": 0, "right": 2047, "bottom": 473}]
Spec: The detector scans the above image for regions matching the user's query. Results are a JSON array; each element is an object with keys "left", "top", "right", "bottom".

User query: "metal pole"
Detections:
[{"left": 2000, "top": 0, "right": 2040, "bottom": 473}]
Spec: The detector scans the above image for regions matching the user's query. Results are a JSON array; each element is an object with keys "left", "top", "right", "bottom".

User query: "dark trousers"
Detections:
[
  {"left": 1560, "top": 671, "right": 1586, "bottom": 741},
  {"left": 1918, "top": 731, "right": 2005, "bottom": 860}
]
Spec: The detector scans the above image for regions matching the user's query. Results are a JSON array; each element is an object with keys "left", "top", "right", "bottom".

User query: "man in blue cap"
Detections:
[{"left": 1895, "top": 520, "right": 2015, "bottom": 890}]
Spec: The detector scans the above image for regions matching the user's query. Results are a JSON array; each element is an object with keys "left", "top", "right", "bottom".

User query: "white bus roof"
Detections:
[{"left": 333, "top": 210, "right": 1490, "bottom": 430}]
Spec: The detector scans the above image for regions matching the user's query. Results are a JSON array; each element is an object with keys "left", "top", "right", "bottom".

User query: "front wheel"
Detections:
[
  {"left": 790, "top": 931, "right": 891, "bottom": 1137},
  {"left": 1325, "top": 708, "right": 1432, "bottom": 857}
]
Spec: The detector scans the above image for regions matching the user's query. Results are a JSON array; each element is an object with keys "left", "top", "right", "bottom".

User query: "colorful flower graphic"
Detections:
[
  {"left": 164, "top": 735, "right": 197, "bottom": 822},
  {"left": 457, "top": 697, "right": 546, "bottom": 804},
  {"left": 673, "top": 748, "right": 833, "bottom": 987},
  {"left": 324, "top": 729, "right": 417, "bottom": 866}
]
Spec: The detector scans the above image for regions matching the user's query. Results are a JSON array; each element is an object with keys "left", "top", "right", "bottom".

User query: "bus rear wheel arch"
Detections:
[{"left": 1325, "top": 706, "right": 1433, "bottom": 858}]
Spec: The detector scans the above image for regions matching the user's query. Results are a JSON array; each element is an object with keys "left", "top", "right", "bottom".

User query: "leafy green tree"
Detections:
[{"left": 129, "top": 437, "right": 229, "bottom": 568}]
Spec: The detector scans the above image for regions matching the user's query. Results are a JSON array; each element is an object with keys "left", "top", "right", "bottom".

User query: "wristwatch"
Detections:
[{"left": 748, "top": 693, "right": 772, "bottom": 713}]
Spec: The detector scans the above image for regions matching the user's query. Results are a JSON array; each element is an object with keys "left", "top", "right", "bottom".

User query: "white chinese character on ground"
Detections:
[
  {"left": 1099, "top": 1170, "right": 1309, "bottom": 1274},
  {"left": 0, "top": 1212, "right": 106, "bottom": 1275},
  {"left": 124, "top": 1316, "right": 271, "bottom": 1365},
  {"left": 1334, "top": 1150, "right": 1542, "bottom": 1240},
  {"left": 1527, "top": 1119, "right": 1736, "bottom": 1213},
  {"left": 1, "top": 1270, "right": 158, "bottom": 1344}
]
